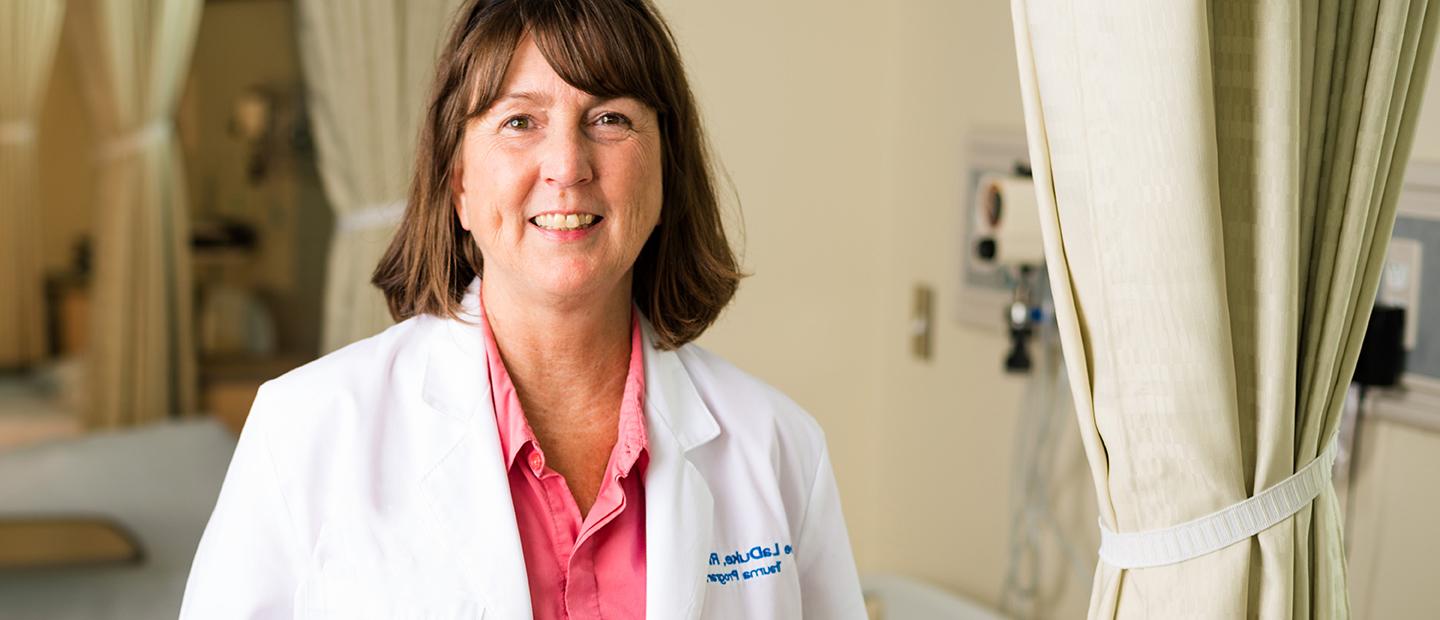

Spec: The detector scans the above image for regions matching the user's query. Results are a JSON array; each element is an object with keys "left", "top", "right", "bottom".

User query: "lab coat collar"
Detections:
[
  {"left": 419, "top": 298, "right": 533, "bottom": 619},
  {"left": 419, "top": 278, "right": 719, "bottom": 618},
  {"left": 426, "top": 277, "right": 721, "bottom": 448},
  {"left": 637, "top": 311, "right": 719, "bottom": 619},
  {"left": 637, "top": 316, "right": 722, "bottom": 452}
]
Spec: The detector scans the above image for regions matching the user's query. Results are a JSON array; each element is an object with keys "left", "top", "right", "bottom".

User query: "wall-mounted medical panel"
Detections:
[{"left": 1392, "top": 160, "right": 1440, "bottom": 383}]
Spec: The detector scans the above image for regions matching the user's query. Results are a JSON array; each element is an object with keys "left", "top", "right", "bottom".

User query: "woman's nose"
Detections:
[{"left": 541, "top": 127, "right": 594, "bottom": 189}]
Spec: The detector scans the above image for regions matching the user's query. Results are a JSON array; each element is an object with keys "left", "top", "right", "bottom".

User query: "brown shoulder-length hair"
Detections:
[{"left": 372, "top": 0, "right": 742, "bottom": 350}]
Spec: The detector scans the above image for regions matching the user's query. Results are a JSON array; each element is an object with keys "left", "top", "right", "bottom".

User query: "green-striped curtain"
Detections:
[{"left": 1010, "top": 0, "right": 1438, "bottom": 616}]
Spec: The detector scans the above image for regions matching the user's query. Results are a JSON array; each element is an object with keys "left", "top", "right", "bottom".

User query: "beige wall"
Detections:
[
  {"left": 656, "top": 0, "right": 899, "bottom": 575},
  {"left": 663, "top": 0, "right": 1091, "bottom": 613}
]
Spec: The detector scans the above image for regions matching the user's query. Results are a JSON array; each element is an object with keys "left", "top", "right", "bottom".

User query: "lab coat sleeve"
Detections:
[
  {"left": 796, "top": 442, "right": 868, "bottom": 620},
  {"left": 179, "top": 384, "right": 305, "bottom": 619}
]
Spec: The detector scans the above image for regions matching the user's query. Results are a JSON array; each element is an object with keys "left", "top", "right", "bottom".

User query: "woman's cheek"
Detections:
[
  {"left": 483, "top": 199, "right": 512, "bottom": 245},
  {"left": 618, "top": 145, "right": 662, "bottom": 231},
  {"left": 478, "top": 162, "right": 526, "bottom": 241}
]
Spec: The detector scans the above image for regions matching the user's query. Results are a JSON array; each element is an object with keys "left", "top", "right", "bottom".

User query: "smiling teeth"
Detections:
[{"left": 533, "top": 213, "right": 596, "bottom": 230}]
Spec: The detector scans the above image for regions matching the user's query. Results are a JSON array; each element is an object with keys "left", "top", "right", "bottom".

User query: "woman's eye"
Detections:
[
  {"left": 595, "top": 112, "right": 631, "bottom": 127},
  {"left": 502, "top": 115, "right": 532, "bottom": 130}
]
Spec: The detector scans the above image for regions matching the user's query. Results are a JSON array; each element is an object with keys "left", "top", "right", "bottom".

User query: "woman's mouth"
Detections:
[{"left": 530, "top": 213, "right": 602, "bottom": 231}]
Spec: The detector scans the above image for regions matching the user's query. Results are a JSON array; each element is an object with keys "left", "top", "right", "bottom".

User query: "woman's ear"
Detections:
[
  {"left": 456, "top": 194, "right": 471, "bottom": 231},
  {"left": 451, "top": 167, "right": 471, "bottom": 231}
]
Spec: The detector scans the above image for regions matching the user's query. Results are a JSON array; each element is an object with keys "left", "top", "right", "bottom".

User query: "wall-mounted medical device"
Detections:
[
  {"left": 973, "top": 171, "right": 1044, "bottom": 267},
  {"left": 971, "top": 168, "right": 1047, "bottom": 373}
]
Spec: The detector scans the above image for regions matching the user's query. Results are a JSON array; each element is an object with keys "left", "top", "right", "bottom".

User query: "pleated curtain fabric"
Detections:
[
  {"left": 296, "top": 0, "right": 461, "bottom": 353},
  {"left": 0, "top": 0, "right": 64, "bottom": 369},
  {"left": 69, "top": 0, "right": 202, "bottom": 428},
  {"left": 1010, "top": 0, "right": 1438, "bottom": 617}
]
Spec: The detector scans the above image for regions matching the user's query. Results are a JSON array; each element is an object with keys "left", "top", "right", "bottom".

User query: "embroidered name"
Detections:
[{"left": 705, "top": 542, "right": 792, "bottom": 585}]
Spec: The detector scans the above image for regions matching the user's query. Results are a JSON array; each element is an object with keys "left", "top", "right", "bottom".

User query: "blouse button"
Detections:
[{"left": 529, "top": 452, "right": 544, "bottom": 474}]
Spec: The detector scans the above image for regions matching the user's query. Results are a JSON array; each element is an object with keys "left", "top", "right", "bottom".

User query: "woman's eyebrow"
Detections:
[
  {"left": 591, "top": 96, "right": 640, "bottom": 107},
  {"left": 467, "top": 91, "right": 547, "bottom": 121},
  {"left": 472, "top": 92, "right": 636, "bottom": 121},
  {"left": 491, "top": 90, "right": 550, "bottom": 106}
]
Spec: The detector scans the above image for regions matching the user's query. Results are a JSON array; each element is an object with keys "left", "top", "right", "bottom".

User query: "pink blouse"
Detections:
[{"left": 479, "top": 295, "right": 648, "bottom": 619}]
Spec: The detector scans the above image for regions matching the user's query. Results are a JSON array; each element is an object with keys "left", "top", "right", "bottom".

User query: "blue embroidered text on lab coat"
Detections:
[{"left": 706, "top": 542, "right": 793, "bottom": 585}]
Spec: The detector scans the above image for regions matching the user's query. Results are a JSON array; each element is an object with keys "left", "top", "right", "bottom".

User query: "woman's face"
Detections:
[{"left": 454, "top": 36, "right": 663, "bottom": 306}]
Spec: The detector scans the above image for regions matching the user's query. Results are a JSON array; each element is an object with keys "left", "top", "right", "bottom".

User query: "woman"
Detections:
[{"left": 180, "top": 0, "right": 864, "bottom": 618}]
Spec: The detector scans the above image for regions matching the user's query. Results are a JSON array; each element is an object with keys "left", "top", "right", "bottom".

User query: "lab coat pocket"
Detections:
[
  {"left": 298, "top": 571, "right": 485, "bottom": 620},
  {"left": 299, "top": 518, "right": 484, "bottom": 619}
]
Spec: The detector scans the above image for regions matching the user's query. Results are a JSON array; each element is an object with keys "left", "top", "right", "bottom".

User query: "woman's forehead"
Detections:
[
  {"left": 488, "top": 39, "right": 600, "bottom": 106},
  {"left": 501, "top": 36, "right": 556, "bottom": 85},
  {"left": 481, "top": 40, "right": 649, "bottom": 114}
]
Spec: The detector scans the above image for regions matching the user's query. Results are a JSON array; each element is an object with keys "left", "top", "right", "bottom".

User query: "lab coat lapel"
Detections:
[
  {"left": 641, "top": 319, "right": 721, "bottom": 620},
  {"left": 419, "top": 292, "right": 533, "bottom": 619}
]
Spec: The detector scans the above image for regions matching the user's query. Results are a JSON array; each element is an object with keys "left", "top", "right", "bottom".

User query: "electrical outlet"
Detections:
[
  {"left": 1379, "top": 237, "right": 1423, "bottom": 350},
  {"left": 912, "top": 285, "right": 934, "bottom": 361}
]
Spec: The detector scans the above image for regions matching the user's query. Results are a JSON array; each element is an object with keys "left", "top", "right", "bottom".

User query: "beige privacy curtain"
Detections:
[
  {"left": 297, "top": 0, "right": 460, "bottom": 352},
  {"left": 1011, "top": 0, "right": 1438, "bottom": 617},
  {"left": 0, "top": 0, "right": 64, "bottom": 369},
  {"left": 70, "top": 0, "right": 202, "bottom": 427}
]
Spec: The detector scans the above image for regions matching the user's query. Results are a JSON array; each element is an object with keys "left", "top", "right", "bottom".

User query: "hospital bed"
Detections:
[
  {"left": 862, "top": 573, "right": 1007, "bottom": 620},
  {"left": 0, "top": 419, "right": 236, "bottom": 619}
]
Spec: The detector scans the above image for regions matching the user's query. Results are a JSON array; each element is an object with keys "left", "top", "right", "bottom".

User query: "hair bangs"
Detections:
[{"left": 526, "top": 2, "right": 670, "bottom": 113}]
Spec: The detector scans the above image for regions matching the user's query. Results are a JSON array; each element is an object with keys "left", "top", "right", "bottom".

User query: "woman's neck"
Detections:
[{"left": 480, "top": 274, "right": 634, "bottom": 427}]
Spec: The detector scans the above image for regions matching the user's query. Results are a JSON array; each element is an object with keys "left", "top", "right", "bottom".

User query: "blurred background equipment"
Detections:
[
  {"left": 0, "top": 0, "right": 65, "bottom": 371},
  {"left": 972, "top": 173, "right": 1043, "bottom": 268},
  {"left": 295, "top": 0, "right": 461, "bottom": 353},
  {"left": 996, "top": 298, "right": 1093, "bottom": 619},
  {"left": 0, "top": 517, "right": 143, "bottom": 570},
  {"left": 970, "top": 170, "right": 1045, "bottom": 373}
]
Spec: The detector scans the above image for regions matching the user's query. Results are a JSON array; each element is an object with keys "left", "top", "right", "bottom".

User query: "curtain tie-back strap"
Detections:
[
  {"left": 1098, "top": 434, "right": 1339, "bottom": 569},
  {"left": 97, "top": 120, "right": 174, "bottom": 162},
  {"left": 0, "top": 120, "right": 36, "bottom": 145},
  {"left": 336, "top": 200, "right": 406, "bottom": 234}
]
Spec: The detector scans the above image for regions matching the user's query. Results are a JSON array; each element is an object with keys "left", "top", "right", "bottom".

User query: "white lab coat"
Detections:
[{"left": 180, "top": 280, "right": 866, "bottom": 619}]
